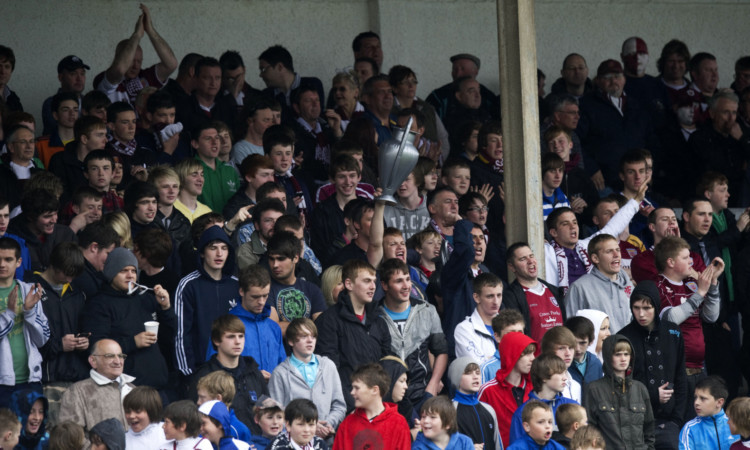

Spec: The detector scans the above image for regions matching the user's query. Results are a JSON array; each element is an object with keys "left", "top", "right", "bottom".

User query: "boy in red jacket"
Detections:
[
  {"left": 333, "top": 363, "right": 411, "bottom": 450},
  {"left": 479, "top": 331, "right": 538, "bottom": 447}
]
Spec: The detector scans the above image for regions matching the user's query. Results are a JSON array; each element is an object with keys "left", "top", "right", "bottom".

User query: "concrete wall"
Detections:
[{"left": 2, "top": 0, "right": 749, "bottom": 127}]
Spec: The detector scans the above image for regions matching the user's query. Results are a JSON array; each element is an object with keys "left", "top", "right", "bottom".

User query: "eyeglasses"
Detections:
[
  {"left": 467, "top": 206, "right": 489, "bottom": 213},
  {"left": 93, "top": 353, "right": 127, "bottom": 361}
]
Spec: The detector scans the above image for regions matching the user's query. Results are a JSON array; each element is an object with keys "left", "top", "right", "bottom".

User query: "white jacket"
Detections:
[{"left": 454, "top": 308, "right": 496, "bottom": 364}]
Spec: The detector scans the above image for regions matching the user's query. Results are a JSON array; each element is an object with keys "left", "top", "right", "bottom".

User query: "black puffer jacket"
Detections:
[
  {"left": 315, "top": 290, "right": 392, "bottom": 411},
  {"left": 585, "top": 334, "right": 655, "bottom": 450}
]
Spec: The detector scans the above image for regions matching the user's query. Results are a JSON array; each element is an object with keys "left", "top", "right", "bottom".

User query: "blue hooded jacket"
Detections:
[
  {"left": 175, "top": 226, "right": 240, "bottom": 375},
  {"left": 679, "top": 409, "right": 738, "bottom": 450},
  {"left": 10, "top": 390, "right": 49, "bottom": 450},
  {"left": 509, "top": 392, "right": 579, "bottom": 444},
  {"left": 206, "top": 302, "right": 285, "bottom": 374},
  {"left": 412, "top": 431, "right": 475, "bottom": 450},
  {"left": 198, "top": 401, "right": 250, "bottom": 450}
]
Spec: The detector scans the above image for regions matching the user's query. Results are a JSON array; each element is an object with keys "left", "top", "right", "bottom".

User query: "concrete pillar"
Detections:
[{"left": 496, "top": 0, "right": 545, "bottom": 278}]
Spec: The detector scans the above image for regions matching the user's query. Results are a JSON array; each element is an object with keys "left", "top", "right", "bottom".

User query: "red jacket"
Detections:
[
  {"left": 333, "top": 402, "right": 411, "bottom": 450},
  {"left": 478, "top": 332, "right": 538, "bottom": 447}
]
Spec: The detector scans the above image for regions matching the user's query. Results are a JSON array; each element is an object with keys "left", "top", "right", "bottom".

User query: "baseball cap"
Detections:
[
  {"left": 58, "top": 55, "right": 90, "bottom": 74},
  {"left": 450, "top": 53, "right": 481, "bottom": 70},
  {"left": 597, "top": 59, "right": 624, "bottom": 78}
]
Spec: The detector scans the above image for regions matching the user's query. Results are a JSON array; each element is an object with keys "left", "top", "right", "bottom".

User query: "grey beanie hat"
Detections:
[
  {"left": 448, "top": 356, "right": 478, "bottom": 389},
  {"left": 90, "top": 418, "right": 125, "bottom": 450},
  {"left": 103, "top": 247, "right": 139, "bottom": 283}
]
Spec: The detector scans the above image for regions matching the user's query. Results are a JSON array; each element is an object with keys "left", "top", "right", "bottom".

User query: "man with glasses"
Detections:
[
  {"left": 540, "top": 94, "right": 585, "bottom": 170},
  {"left": 59, "top": 338, "right": 135, "bottom": 434},
  {"left": 0, "top": 125, "right": 44, "bottom": 204}
]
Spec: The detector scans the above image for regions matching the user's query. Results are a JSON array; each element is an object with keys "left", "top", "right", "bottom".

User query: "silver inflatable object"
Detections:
[{"left": 378, "top": 116, "right": 419, "bottom": 204}]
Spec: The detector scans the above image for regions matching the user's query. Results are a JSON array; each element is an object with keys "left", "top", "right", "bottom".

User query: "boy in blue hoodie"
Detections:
[
  {"left": 448, "top": 356, "right": 501, "bottom": 450},
  {"left": 9, "top": 389, "right": 48, "bottom": 450},
  {"left": 195, "top": 371, "right": 251, "bottom": 443},
  {"left": 508, "top": 400, "right": 565, "bottom": 450},
  {"left": 679, "top": 376, "right": 738, "bottom": 450},
  {"left": 175, "top": 225, "right": 240, "bottom": 378},
  {"left": 510, "top": 354, "right": 579, "bottom": 444},
  {"left": 198, "top": 400, "right": 250, "bottom": 450},
  {"left": 207, "top": 264, "right": 285, "bottom": 378}
]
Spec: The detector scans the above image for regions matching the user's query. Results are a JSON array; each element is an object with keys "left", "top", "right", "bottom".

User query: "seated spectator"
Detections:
[
  {"left": 540, "top": 327, "right": 582, "bottom": 403},
  {"left": 194, "top": 371, "right": 250, "bottom": 442},
  {"left": 332, "top": 363, "right": 412, "bottom": 450},
  {"left": 156, "top": 400, "right": 212, "bottom": 450},
  {"left": 266, "top": 399, "right": 327, "bottom": 450},
  {"left": 480, "top": 310, "right": 525, "bottom": 384},
  {"left": 315, "top": 260, "right": 391, "bottom": 411},
  {"left": 584, "top": 335, "right": 655, "bottom": 449},
  {"left": 208, "top": 264, "right": 285, "bottom": 377},
  {"left": 479, "top": 331, "right": 537, "bottom": 446},
  {"left": 123, "top": 386, "right": 165, "bottom": 450},
  {"left": 269, "top": 318, "right": 346, "bottom": 440},
  {"left": 248, "top": 396, "right": 284, "bottom": 449},
  {"left": 563, "top": 316, "right": 603, "bottom": 388},
  {"left": 0, "top": 408, "right": 21, "bottom": 449},
  {"left": 191, "top": 315, "right": 268, "bottom": 434},
  {"left": 223, "top": 154, "right": 274, "bottom": 219},
  {"left": 197, "top": 401, "right": 250, "bottom": 450},
  {"left": 59, "top": 339, "right": 135, "bottom": 436},
  {"left": 81, "top": 247, "right": 175, "bottom": 390},
  {"left": 454, "top": 273, "right": 502, "bottom": 364},
  {"left": 148, "top": 165, "right": 191, "bottom": 249},
  {"left": 37, "top": 92, "right": 78, "bottom": 168},
  {"left": 257, "top": 45, "right": 325, "bottom": 124},
  {"left": 508, "top": 400, "right": 565, "bottom": 450},
  {"left": 447, "top": 357, "right": 501, "bottom": 450},
  {"left": 550, "top": 54, "right": 594, "bottom": 99},
  {"left": 47, "top": 421, "right": 85, "bottom": 450},
  {"left": 191, "top": 122, "right": 239, "bottom": 213},
  {"left": 565, "top": 234, "right": 634, "bottom": 333},
  {"left": 173, "top": 158, "right": 212, "bottom": 223},
  {"left": 509, "top": 353, "right": 579, "bottom": 444},
  {"left": 175, "top": 225, "right": 239, "bottom": 377},
  {"left": 236, "top": 199, "right": 285, "bottom": 270},
  {"left": 81, "top": 150, "right": 123, "bottom": 215},
  {"left": 0, "top": 125, "right": 44, "bottom": 204},
  {"left": 9, "top": 389, "right": 49, "bottom": 450},
  {"left": 426, "top": 53, "right": 499, "bottom": 122},
  {"left": 89, "top": 418, "right": 125, "bottom": 450},
  {"left": 412, "top": 396, "right": 475, "bottom": 450},
  {"left": 551, "top": 404, "right": 588, "bottom": 449},
  {"left": 8, "top": 189, "right": 76, "bottom": 272}
]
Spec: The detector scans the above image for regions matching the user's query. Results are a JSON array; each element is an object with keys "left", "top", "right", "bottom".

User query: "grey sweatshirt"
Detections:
[{"left": 565, "top": 267, "right": 634, "bottom": 333}]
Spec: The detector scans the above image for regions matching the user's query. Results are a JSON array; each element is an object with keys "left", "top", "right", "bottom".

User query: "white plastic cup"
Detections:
[{"left": 144, "top": 321, "right": 159, "bottom": 334}]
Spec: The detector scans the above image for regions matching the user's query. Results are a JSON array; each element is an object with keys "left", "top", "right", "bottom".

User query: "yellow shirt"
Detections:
[{"left": 174, "top": 199, "right": 213, "bottom": 223}]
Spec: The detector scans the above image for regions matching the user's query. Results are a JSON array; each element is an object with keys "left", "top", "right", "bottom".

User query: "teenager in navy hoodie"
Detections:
[{"left": 175, "top": 226, "right": 239, "bottom": 377}]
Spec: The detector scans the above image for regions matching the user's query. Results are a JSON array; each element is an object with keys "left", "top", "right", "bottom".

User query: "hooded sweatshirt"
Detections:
[
  {"left": 584, "top": 334, "right": 655, "bottom": 450},
  {"left": 575, "top": 309, "right": 609, "bottom": 364},
  {"left": 564, "top": 267, "right": 634, "bottom": 334},
  {"left": 197, "top": 401, "right": 250, "bottom": 450},
  {"left": 332, "top": 402, "right": 411, "bottom": 450},
  {"left": 479, "top": 331, "right": 538, "bottom": 447},
  {"left": 175, "top": 226, "right": 240, "bottom": 376},
  {"left": 380, "top": 357, "right": 417, "bottom": 427},
  {"left": 10, "top": 390, "right": 49, "bottom": 450}
]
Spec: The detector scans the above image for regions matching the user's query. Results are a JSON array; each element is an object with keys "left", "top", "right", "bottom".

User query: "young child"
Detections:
[
  {"left": 89, "top": 418, "right": 126, "bottom": 450},
  {"left": 448, "top": 357, "right": 501, "bottom": 450},
  {"left": 510, "top": 354, "right": 579, "bottom": 444},
  {"left": 726, "top": 397, "right": 750, "bottom": 450},
  {"left": 379, "top": 356, "right": 418, "bottom": 436},
  {"left": 268, "top": 318, "right": 346, "bottom": 440},
  {"left": 508, "top": 400, "right": 565, "bottom": 450},
  {"left": 585, "top": 335, "right": 655, "bottom": 449},
  {"left": 9, "top": 390, "right": 49, "bottom": 450},
  {"left": 679, "top": 376, "right": 739, "bottom": 450},
  {"left": 480, "top": 310, "right": 525, "bottom": 384},
  {"left": 479, "top": 331, "right": 537, "bottom": 446},
  {"left": 248, "top": 396, "right": 284, "bottom": 450},
  {"left": 574, "top": 310, "right": 611, "bottom": 364},
  {"left": 568, "top": 425, "right": 606, "bottom": 450},
  {"left": 0, "top": 408, "right": 21, "bottom": 450},
  {"left": 412, "top": 396, "right": 475, "bottom": 450},
  {"left": 541, "top": 326, "right": 583, "bottom": 403},
  {"left": 266, "top": 399, "right": 327, "bottom": 450},
  {"left": 564, "top": 316, "right": 604, "bottom": 388},
  {"left": 47, "top": 421, "right": 85, "bottom": 450},
  {"left": 541, "top": 153, "right": 572, "bottom": 219},
  {"left": 157, "top": 400, "right": 212, "bottom": 450},
  {"left": 196, "top": 371, "right": 252, "bottom": 442},
  {"left": 123, "top": 386, "right": 166, "bottom": 450},
  {"left": 198, "top": 401, "right": 250, "bottom": 450},
  {"left": 551, "top": 404, "right": 587, "bottom": 449},
  {"left": 333, "top": 363, "right": 411, "bottom": 450},
  {"left": 441, "top": 159, "right": 472, "bottom": 197}
]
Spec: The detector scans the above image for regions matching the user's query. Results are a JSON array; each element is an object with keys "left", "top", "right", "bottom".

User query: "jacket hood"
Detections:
[
  {"left": 90, "top": 418, "right": 126, "bottom": 450},
  {"left": 591, "top": 266, "right": 629, "bottom": 288},
  {"left": 601, "top": 334, "right": 634, "bottom": 378},
  {"left": 576, "top": 309, "right": 609, "bottom": 356},
  {"left": 10, "top": 389, "right": 48, "bottom": 443},
  {"left": 379, "top": 356, "right": 408, "bottom": 403},
  {"left": 230, "top": 301, "right": 271, "bottom": 321},
  {"left": 355, "top": 401, "right": 401, "bottom": 425},
  {"left": 197, "top": 225, "right": 235, "bottom": 276},
  {"left": 630, "top": 279, "right": 661, "bottom": 313},
  {"left": 497, "top": 332, "right": 537, "bottom": 382},
  {"left": 199, "top": 400, "right": 232, "bottom": 433}
]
